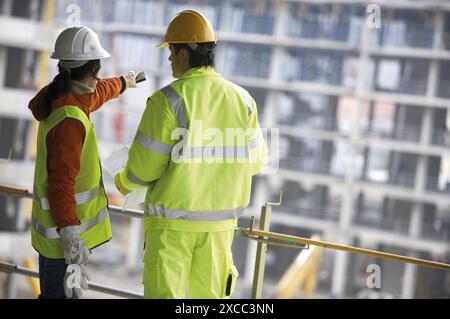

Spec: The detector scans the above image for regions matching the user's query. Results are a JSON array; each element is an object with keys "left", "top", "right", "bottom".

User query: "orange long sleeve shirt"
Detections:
[{"left": 29, "top": 77, "right": 124, "bottom": 229}]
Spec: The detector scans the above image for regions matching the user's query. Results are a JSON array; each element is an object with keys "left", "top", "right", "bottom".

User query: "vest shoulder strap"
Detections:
[{"left": 43, "top": 105, "right": 91, "bottom": 132}]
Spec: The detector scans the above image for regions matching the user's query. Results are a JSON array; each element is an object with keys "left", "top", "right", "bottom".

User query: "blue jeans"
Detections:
[{"left": 38, "top": 254, "right": 78, "bottom": 299}]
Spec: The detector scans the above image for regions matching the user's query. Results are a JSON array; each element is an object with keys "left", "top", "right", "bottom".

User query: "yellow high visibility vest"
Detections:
[
  {"left": 119, "top": 67, "right": 267, "bottom": 232},
  {"left": 31, "top": 105, "right": 111, "bottom": 258}
]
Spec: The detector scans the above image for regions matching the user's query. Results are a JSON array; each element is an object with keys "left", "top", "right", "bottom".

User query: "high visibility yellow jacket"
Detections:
[
  {"left": 119, "top": 67, "right": 267, "bottom": 232},
  {"left": 31, "top": 106, "right": 112, "bottom": 258}
]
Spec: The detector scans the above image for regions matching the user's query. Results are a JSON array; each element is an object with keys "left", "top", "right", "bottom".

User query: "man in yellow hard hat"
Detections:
[{"left": 115, "top": 10, "right": 267, "bottom": 298}]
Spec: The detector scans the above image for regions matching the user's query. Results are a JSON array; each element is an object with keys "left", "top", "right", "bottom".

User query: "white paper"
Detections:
[
  {"left": 123, "top": 187, "right": 147, "bottom": 211},
  {"left": 102, "top": 146, "right": 147, "bottom": 210},
  {"left": 102, "top": 146, "right": 130, "bottom": 177}
]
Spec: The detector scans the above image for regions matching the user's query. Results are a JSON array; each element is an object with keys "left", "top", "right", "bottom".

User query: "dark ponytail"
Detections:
[
  {"left": 39, "top": 59, "right": 101, "bottom": 120},
  {"left": 41, "top": 66, "right": 72, "bottom": 120}
]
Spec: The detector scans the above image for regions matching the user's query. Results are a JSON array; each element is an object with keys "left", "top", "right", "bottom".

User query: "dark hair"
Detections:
[
  {"left": 173, "top": 42, "right": 216, "bottom": 68},
  {"left": 40, "top": 59, "right": 101, "bottom": 120}
]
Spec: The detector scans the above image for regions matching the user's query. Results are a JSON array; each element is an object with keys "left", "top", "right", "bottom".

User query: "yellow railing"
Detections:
[{"left": 0, "top": 184, "right": 449, "bottom": 299}]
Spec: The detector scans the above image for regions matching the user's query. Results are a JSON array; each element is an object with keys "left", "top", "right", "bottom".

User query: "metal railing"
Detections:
[
  {"left": 0, "top": 184, "right": 292, "bottom": 299},
  {"left": 0, "top": 184, "right": 147, "bottom": 298},
  {"left": 1, "top": 184, "right": 449, "bottom": 300},
  {"left": 0, "top": 261, "right": 143, "bottom": 299}
]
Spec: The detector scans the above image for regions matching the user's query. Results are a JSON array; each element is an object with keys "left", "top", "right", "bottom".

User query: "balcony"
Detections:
[
  {"left": 376, "top": 24, "right": 434, "bottom": 49},
  {"left": 287, "top": 14, "right": 354, "bottom": 43},
  {"left": 281, "top": 203, "right": 340, "bottom": 222},
  {"left": 445, "top": 32, "right": 450, "bottom": 51},
  {"left": 374, "top": 78, "right": 428, "bottom": 96},
  {"left": 426, "top": 176, "right": 450, "bottom": 194},
  {"left": 217, "top": 44, "right": 272, "bottom": 79},
  {"left": 431, "top": 129, "right": 450, "bottom": 147},
  {"left": 421, "top": 221, "right": 450, "bottom": 241},
  {"left": 437, "top": 80, "right": 450, "bottom": 99},
  {"left": 282, "top": 49, "right": 346, "bottom": 86},
  {"left": 279, "top": 113, "right": 338, "bottom": 132},
  {"left": 280, "top": 157, "right": 343, "bottom": 178},
  {"left": 286, "top": 3, "right": 364, "bottom": 45},
  {"left": 362, "top": 171, "right": 416, "bottom": 188},
  {"left": 354, "top": 215, "right": 411, "bottom": 235},
  {"left": 362, "top": 124, "right": 421, "bottom": 143},
  {"left": 219, "top": 2, "right": 275, "bottom": 35},
  {"left": 370, "top": 8, "right": 436, "bottom": 49}
]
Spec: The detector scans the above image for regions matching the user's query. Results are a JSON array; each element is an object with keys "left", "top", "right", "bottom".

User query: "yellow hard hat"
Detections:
[{"left": 156, "top": 10, "right": 217, "bottom": 48}]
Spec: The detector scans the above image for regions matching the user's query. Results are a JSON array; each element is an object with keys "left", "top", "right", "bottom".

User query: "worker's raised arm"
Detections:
[
  {"left": 88, "top": 77, "right": 123, "bottom": 112},
  {"left": 116, "top": 94, "right": 178, "bottom": 193},
  {"left": 88, "top": 71, "right": 139, "bottom": 112}
]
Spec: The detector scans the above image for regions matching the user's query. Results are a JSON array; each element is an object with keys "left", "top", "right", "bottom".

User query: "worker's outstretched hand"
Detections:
[
  {"left": 115, "top": 173, "right": 131, "bottom": 196},
  {"left": 124, "top": 70, "right": 145, "bottom": 89},
  {"left": 124, "top": 71, "right": 137, "bottom": 89}
]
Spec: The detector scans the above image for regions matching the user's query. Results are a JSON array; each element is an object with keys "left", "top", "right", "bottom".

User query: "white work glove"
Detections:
[
  {"left": 59, "top": 225, "right": 91, "bottom": 298},
  {"left": 124, "top": 70, "right": 137, "bottom": 89},
  {"left": 124, "top": 70, "right": 145, "bottom": 89}
]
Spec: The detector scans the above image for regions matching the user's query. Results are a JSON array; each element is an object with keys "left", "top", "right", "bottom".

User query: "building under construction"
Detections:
[{"left": 0, "top": 0, "right": 449, "bottom": 299}]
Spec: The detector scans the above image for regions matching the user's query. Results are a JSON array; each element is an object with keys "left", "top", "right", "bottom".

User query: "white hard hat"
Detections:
[{"left": 51, "top": 26, "right": 110, "bottom": 68}]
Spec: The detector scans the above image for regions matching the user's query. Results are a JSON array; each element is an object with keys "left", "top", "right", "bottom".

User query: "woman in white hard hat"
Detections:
[{"left": 28, "top": 26, "right": 141, "bottom": 299}]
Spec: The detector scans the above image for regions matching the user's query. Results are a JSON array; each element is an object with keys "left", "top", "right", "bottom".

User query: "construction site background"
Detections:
[{"left": 0, "top": 0, "right": 449, "bottom": 299}]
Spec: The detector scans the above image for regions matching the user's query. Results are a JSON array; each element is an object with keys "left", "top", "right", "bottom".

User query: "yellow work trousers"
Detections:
[{"left": 143, "top": 228, "right": 239, "bottom": 299}]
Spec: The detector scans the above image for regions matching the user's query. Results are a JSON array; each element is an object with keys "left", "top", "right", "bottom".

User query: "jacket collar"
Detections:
[
  {"left": 179, "top": 67, "right": 221, "bottom": 79},
  {"left": 71, "top": 80, "right": 95, "bottom": 94}
]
